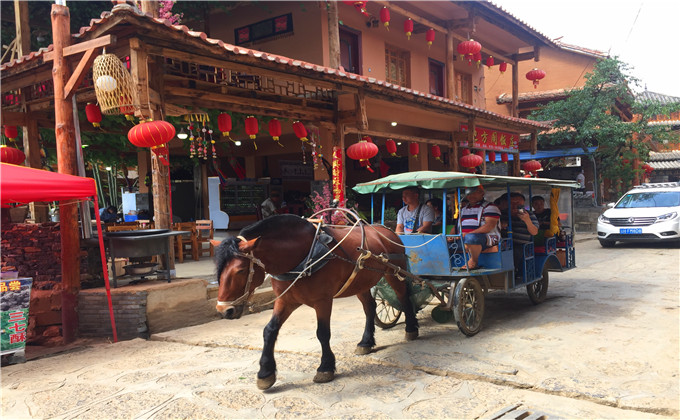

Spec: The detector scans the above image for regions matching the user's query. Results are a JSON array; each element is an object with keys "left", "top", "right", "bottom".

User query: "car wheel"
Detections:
[{"left": 599, "top": 239, "right": 616, "bottom": 248}]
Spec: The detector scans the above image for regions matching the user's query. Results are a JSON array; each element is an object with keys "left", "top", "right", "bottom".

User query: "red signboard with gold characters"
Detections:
[
  {"left": 459, "top": 124, "right": 519, "bottom": 152},
  {"left": 332, "top": 146, "right": 344, "bottom": 204}
]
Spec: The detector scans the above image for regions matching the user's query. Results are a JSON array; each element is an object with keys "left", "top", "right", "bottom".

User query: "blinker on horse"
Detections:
[{"left": 214, "top": 214, "right": 419, "bottom": 390}]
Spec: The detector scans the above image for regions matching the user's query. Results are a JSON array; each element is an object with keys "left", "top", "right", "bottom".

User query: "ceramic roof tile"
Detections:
[
  {"left": 636, "top": 90, "right": 680, "bottom": 105},
  {"left": 649, "top": 150, "right": 680, "bottom": 161}
]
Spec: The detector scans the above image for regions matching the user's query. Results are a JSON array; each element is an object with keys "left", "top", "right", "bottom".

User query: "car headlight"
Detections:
[
  {"left": 598, "top": 214, "right": 611, "bottom": 224},
  {"left": 656, "top": 212, "right": 678, "bottom": 223}
]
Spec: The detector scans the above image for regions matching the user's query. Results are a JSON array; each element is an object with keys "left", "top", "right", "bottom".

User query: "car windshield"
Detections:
[{"left": 616, "top": 191, "right": 680, "bottom": 208}]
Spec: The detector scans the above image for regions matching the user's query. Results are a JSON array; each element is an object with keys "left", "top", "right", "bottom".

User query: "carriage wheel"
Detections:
[
  {"left": 453, "top": 277, "right": 485, "bottom": 337},
  {"left": 374, "top": 287, "right": 402, "bottom": 329},
  {"left": 527, "top": 265, "right": 549, "bottom": 305}
]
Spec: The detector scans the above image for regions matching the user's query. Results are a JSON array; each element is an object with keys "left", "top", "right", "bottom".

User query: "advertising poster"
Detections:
[{"left": 1, "top": 277, "right": 32, "bottom": 355}]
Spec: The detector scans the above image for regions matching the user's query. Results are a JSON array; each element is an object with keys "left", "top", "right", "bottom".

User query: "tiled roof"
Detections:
[
  {"left": 497, "top": 88, "right": 575, "bottom": 104},
  {"left": 0, "top": 3, "right": 547, "bottom": 130},
  {"left": 648, "top": 150, "right": 680, "bottom": 170},
  {"left": 484, "top": 2, "right": 558, "bottom": 47},
  {"left": 636, "top": 90, "right": 680, "bottom": 105},
  {"left": 553, "top": 40, "right": 608, "bottom": 59}
]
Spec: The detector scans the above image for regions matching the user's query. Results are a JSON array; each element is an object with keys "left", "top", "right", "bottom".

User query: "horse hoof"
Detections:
[
  {"left": 355, "top": 345, "right": 373, "bottom": 355},
  {"left": 257, "top": 374, "right": 276, "bottom": 390},
  {"left": 313, "top": 371, "right": 335, "bottom": 383},
  {"left": 405, "top": 330, "right": 419, "bottom": 341}
]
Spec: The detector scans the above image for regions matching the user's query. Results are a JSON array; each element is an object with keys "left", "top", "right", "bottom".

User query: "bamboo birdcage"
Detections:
[{"left": 92, "top": 51, "right": 137, "bottom": 115}]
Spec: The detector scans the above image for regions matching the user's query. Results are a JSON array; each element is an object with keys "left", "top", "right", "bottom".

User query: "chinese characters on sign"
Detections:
[
  {"left": 459, "top": 124, "right": 519, "bottom": 152},
  {"left": 332, "top": 147, "right": 344, "bottom": 203},
  {"left": 1, "top": 278, "right": 32, "bottom": 355}
]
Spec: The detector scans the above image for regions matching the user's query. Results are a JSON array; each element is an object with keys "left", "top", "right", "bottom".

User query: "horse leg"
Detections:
[
  {"left": 385, "top": 275, "right": 419, "bottom": 341},
  {"left": 354, "top": 289, "right": 376, "bottom": 355},
  {"left": 257, "top": 300, "right": 300, "bottom": 390},
  {"left": 312, "top": 302, "right": 336, "bottom": 383}
]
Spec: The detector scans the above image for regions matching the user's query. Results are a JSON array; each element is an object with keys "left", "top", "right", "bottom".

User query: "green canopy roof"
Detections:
[{"left": 352, "top": 171, "right": 581, "bottom": 194}]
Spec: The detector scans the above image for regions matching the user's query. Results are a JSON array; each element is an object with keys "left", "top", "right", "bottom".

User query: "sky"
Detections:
[{"left": 496, "top": 0, "right": 680, "bottom": 98}]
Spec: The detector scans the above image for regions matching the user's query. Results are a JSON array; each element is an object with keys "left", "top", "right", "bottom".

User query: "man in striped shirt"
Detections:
[{"left": 460, "top": 185, "right": 501, "bottom": 269}]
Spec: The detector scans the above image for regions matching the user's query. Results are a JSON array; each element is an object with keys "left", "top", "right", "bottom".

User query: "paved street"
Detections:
[{"left": 2, "top": 237, "right": 678, "bottom": 419}]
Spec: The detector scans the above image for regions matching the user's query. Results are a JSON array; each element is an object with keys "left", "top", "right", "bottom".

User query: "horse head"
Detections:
[{"left": 214, "top": 236, "right": 266, "bottom": 319}]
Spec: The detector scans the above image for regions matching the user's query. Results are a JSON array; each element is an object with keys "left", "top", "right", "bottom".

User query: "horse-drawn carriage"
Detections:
[
  {"left": 353, "top": 171, "right": 579, "bottom": 336},
  {"left": 213, "top": 170, "right": 579, "bottom": 389}
]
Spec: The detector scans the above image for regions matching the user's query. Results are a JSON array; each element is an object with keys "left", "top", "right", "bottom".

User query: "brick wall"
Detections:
[{"left": 78, "top": 290, "right": 149, "bottom": 340}]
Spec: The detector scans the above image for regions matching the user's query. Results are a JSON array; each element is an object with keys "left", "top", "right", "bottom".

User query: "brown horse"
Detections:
[{"left": 214, "top": 214, "right": 418, "bottom": 390}]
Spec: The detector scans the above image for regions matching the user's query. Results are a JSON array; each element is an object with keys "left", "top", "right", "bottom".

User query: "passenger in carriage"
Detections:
[
  {"left": 425, "top": 198, "right": 443, "bottom": 233},
  {"left": 497, "top": 192, "right": 539, "bottom": 271},
  {"left": 531, "top": 196, "right": 553, "bottom": 231},
  {"left": 395, "top": 187, "right": 434, "bottom": 234},
  {"left": 455, "top": 185, "right": 501, "bottom": 270}
]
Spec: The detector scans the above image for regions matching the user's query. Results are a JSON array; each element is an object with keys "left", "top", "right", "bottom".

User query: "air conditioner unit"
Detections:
[{"left": 564, "top": 156, "right": 581, "bottom": 167}]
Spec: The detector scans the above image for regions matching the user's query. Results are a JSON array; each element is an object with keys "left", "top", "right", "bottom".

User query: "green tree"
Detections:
[{"left": 529, "top": 57, "right": 680, "bottom": 197}]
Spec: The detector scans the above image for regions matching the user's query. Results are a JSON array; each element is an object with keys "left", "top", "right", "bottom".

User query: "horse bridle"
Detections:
[{"left": 216, "top": 236, "right": 266, "bottom": 308}]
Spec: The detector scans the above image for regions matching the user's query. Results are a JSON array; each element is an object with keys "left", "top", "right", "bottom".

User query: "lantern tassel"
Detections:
[{"left": 253, "top": 141, "right": 258, "bottom": 151}]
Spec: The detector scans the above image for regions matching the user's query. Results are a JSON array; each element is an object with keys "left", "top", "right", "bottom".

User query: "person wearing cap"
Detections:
[
  {"left": 458, "top": 185, "right": 501, "bottom": 270},
  {"left": 395, "top": 187, "right": 434, "bottom": 234},
  {"left": 261, "top": 190, "right": 285, "bottom": 219}
]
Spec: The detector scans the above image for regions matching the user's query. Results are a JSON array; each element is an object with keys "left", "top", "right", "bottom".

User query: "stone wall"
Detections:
[{"left": 78, "top": 290, "right": 149, "bottom": 340}]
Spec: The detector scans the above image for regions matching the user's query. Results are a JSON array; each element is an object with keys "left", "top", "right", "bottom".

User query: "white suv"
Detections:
[{"left": 597, "top": 182, "right": 680, "bottom": 247}]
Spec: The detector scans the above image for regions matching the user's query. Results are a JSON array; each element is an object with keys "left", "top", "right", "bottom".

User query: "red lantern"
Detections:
[
  {"left": 268, "top": 119, "right": 283, "bottom": 146},
  {"left": 499, "top": 62, "right": 508, "bottom": 74},
  {"left": 85, "top": 103, "right": 103, "bottom": 128},
  {"left": 460, "top": 153, "right": 483, "bottom": 169},
  {"left": 119, "top": 95, "right": 135, "bottom": 121},
  {"left": 152, "top": 144, "right": 169, "bottom": 166},
  {"left": 244, "top": 116, "right": 258, "bottom": 139},
  {"left": 488, "top": 151, "right": 496, "bottom": 162},
  {"left": 426, "top": 28, "right": 435, "bottom": 48},
  {"left": 385, "top": 139, "right": 398, "bottom": 156},
  {"left": 456, "top": 39, "right": 482, "bottom": 63},
  {"left": 380, "top": 7, "right": 390, "bottom": 30},
  {"left": 353, "top": 1, "right": 368, "bottom": 16},
  {"left": 643, "top": 163, "right": 654, "bottom": 174},
  {"left": 292, "top": 121, "right": 308, "bottom": 142},
  {"left": 501, "top": 152, "right": 509, "bottom": 162},
  {"left": 523, "top": 159, "right": 542, "bottom": 174},
  {"left": 526, "top": 68, "right": 546, "bottom": 88},
  {"left": 0, "top": 145, "right": 25, "bottom": 165},
  {"left": 4, "top": 125, "right": 18, "bottom": 141},
  {"left": 431, "top": 145, "right": 442, "bottom": 162},
  {"left": 476, "top": 149, "right": 485, "bottom": 157},
  {"left": 404, "top": 18, "right": 414, "bottom": 40},
  {"left": 347, "top": 138, "right": 379, "bottom": 173},
  {"left": 127, "top": 120, "right": 175, "bottom": 148},
  {"left": 486, "top": 56, "right": 494, "bottom": 68},
  {"left": 473, "top": 51, "right": 482, "bottom": 68},
  {"left": 217, "top": 113, "right": 232, "bottom": 137},
  {"left": 461, "top": 148, "right": 470, "bottom": 156},
  {"left": 409, "top": 142, "right": 419, "bottom": 158}
]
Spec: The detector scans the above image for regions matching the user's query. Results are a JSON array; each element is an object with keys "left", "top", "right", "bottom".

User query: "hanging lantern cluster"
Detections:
[
  {"left": 307, "top": 125, "right": 323, "bottom": 170},
  {"left": 4, "top": 125, "right": 19, "bottom": 142},
  {"left": 347, "top": 135, "right": 378, "bottom": 172},
  {"left": 181, "top": 114, "right": 214, "bottom": 160},
  {"left": 501, "top": 152, "right": 509, "bottom": 163},
  {"left": 523, "top": 159, "right": 542, "bottom": 176},
  {"left": 526, "top": 68, "right": 546, "bottom": 88},
  {"left": 488, "top": 151, "right": 496, "bottom": 162},
  {"left": 85, "top": 103, "right": 103, "bottom": 128},
  {"left": 293, "top": 121, "right": 308, "bottom": 142},
  {"left": 486, "top": 56, "right": 494, "bottom": 68},
  {"left": 404, "top": 18, "right": 414, "bottom": 40},
  {"left": 92, "top": 51, "right": 137, "bottom": 117},
  {"left": 457, "top": 39, "right": 482, "bottom": 66},
  {"left": 0, "top": 145, "right": 25, "bottom": 165},
  {"left": 431, "top": 145, "right": 442, "bottom": 162},
  {"left": 409, "top": 142, "right": 419, "bottom": 158},
  {"left": 217, "top": 112, "right": 232, "bottom": 139},
  {"left": 380, "top": 7, "right": 390, "bottom": 30},
  {"left": 343, "top": 1, "right": 368, "bottom": 17},
  {"left": 244, "top": 116, "right": 259, "bottom": 150}
]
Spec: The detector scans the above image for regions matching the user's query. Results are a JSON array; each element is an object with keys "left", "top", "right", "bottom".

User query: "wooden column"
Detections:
[
  {"left": 355, "top": 89, "right": 368, "bottom": 131},
  {"left": 451, "top": 132, "right": 459, "bottom": 172},
  {"left": 13, "top": 0, "right": 30, "bottom": 54},
  {"left": 480, "top": 150, "right": 487, "bottom": 175},
  {"left": 140, "top": 1, "right": 159, "bottom": 16},
  {"left": 511, "top": 63, "right": 519, "bottom": 118},
  {"left": 51, "top": 3, "right": 79, "bottom": 344},
  {"left": 513, "top": 153, "right": 521, "bottom": 176},
  {"left": 327, "top": 0, "right": 340, "bottom": 69},
  {"left": 445, "top": 30, "right": 455, "bottom": 100}
]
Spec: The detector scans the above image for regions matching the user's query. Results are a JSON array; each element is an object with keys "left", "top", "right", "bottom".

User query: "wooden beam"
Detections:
[
  {"left": 511, "top": 63, "right": 519, "bottom": 118},
  {"left": 1, "top": 68, "right": 53, "bottom": 93},
  {"left": 355, "top": 89, "right": 368, "bottom": 131},
  {"left": 445, "top": 30, "right": 455, "bottom": 100},
  {"left": 512, "top": 50, "right": 537, "bottom": 62},
  {"left": 63, "top": 47, "right": 96, "bottom": 100},
  {"left": 344, "top": 126, "right": 451, "bottom": 147},
  {"left": 0, "top": 111, "right": 28, "bottom": 126},
  {"left": 43, "top": 34, "right": 116, "bottom": 61}
]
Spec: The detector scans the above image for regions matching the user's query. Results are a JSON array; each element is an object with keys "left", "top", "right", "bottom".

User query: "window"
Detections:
[
  {"left": 385, "top": 45, "right": 410, "bottom": 87},
  {"left": 428, "top": 59, "right": 444, "bottom": 96},
  {"left": 339, "top": 28, "right": 361, "bottom": 74},
  {"left": 455, "top": 72, "right": 472, "bottom": 104},
  {"left": 234, "top": 13, "right": 293, "bottom": 46}
]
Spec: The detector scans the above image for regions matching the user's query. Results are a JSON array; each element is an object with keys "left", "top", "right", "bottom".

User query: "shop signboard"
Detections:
[
  {"left": 459, "top": 124, "right": 519, "bottom": 152},
  {"left": 1, "top": 277, "right": 32, "bottom": 355}
]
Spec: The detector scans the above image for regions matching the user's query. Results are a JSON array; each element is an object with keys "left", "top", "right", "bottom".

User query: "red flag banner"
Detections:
[{"left": 332, "top": 146, "right": 344, "bottom": 203}]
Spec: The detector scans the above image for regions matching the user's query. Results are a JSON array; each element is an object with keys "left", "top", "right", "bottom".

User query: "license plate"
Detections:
[{"left": 620, "top": 228, "right": 642, "bottom": 234}]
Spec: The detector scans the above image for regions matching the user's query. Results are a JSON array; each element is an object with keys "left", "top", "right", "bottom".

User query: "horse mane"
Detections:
[{"left": 215, "top": 215, "right": 314, "bottom": 280}]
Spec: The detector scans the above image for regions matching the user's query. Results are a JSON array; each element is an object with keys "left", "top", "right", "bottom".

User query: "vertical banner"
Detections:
[
  {"left": 1, "top": 277, "right": 32, "bottom": 355},
  {"left": 332, "top": 146, "right": 344, "bottom": 204}
]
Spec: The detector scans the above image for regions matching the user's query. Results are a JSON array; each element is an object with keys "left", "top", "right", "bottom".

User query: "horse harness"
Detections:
[{"left": 216, "top": 237, "right": 265, "bottom": 308}]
